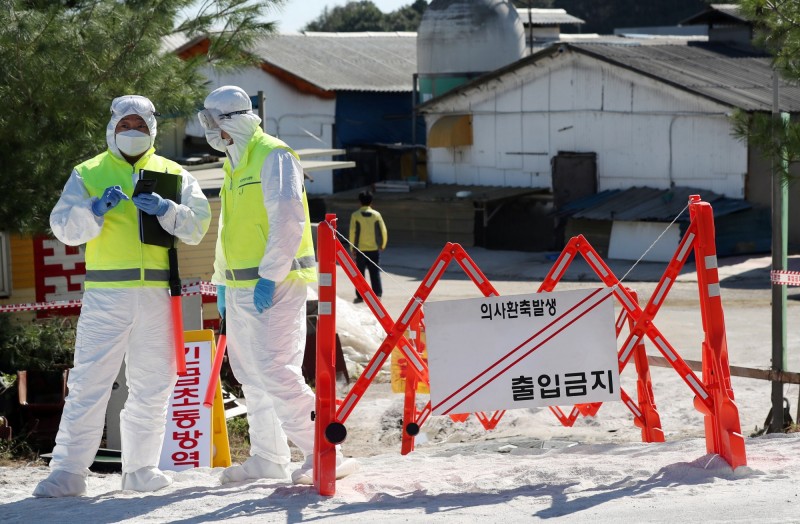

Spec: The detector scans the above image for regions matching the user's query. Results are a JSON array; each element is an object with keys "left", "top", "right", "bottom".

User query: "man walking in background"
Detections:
[{"left": 349, "top": 190, "right": 388, "bottom": 303}]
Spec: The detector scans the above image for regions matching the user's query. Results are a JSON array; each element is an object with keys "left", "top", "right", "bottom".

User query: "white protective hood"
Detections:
[
  {"left": 203, "top": 86, "right": 262, "bottom": 167},
  {"left": 105, "top": 95, "right": 158, "bottom": 159}
]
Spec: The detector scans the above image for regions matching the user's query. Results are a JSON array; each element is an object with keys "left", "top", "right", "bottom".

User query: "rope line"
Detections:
[
  {"left": 325, "top": 219, "right": 422, "bottom": 302},
  {"left": 618, "top": 202, "right": 690, "bottom": 284},
  {"left": 0, "top": 281, "right": 218, "bottom": 313}
]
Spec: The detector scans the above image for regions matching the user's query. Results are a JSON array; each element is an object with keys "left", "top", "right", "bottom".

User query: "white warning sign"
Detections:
[
  {"left": 425, "top": 287, "right": 620, "bottom": 415},
  {"left": 159, "top": 337, "right": 213, "bottom": 471}
]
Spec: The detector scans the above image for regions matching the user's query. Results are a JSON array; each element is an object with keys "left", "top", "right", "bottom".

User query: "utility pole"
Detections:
[
  {"left": 769, "top": 70, "right": 789, "bottom": 433},
  {"left": 257, "top": 90, "right": 265, "bottom": 131}
]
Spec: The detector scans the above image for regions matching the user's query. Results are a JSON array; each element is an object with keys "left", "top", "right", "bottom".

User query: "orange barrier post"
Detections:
[
  {"left": 203, "top": 318, "right": 226, "bottom": 409},
  {"left": 689, "top": 195, "right": 747, "bottom": 468},
  {"left": 401, "top": 311, "right": 422, "bottom": 456},
  {"left": 627, "top": 290, "right": 664, "bottom": 443},
  {"left": 170, "top": 296, "right": 186, "bottom": 376},
  {"left": 401, "top": 364, "right": 419, "bottom": 456},
  {"left": 315, "top": 214, "right": 339, "bottom": 496},
  {"left": 168, "top": 247, "right": 187, "bottom": 376}
]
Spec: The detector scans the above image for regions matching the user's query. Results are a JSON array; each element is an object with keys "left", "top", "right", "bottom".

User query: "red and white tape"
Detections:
[
  {"left": 771, "top": 270, "right": 800, "bottom": 286},
  {"left": 0, "top": 299, "right": 83, "bottom": 313},
  {"left": 182, "top": 281, "right": 219, "bottom": 297},
  {"left": 0, "top": 281, "right": 219, "bottom": 313}
]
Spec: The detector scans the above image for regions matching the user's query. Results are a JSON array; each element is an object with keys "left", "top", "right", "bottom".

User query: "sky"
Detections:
[
  {"left": 275, "top": 1, "right": 415, "bottom": 32},
  {"left": 203, "top": 0, "right": 417, "bottom": 33}
]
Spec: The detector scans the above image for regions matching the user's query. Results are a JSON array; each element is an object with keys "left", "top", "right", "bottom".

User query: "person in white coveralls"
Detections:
[
  {"left": 34, "top": 95, "right": 211, "bottom": 497},
  {"left": 199, "top": 85, "right": 356, "bottom": 485}
]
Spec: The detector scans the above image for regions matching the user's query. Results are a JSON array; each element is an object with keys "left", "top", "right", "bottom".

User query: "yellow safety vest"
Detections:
[
  {"left": 79, "top": 148, "right": 183, "bottom": 289},
  {"left": 219, "top": 128, "right": 316, "bottom": 288}
]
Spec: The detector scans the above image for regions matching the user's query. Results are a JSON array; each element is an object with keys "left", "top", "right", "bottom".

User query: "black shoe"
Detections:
[{"left": 353, "top": 296, "right": 363, "bottom": 304}]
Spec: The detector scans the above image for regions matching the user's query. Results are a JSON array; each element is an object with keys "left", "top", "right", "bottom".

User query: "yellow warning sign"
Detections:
[{"left": 158, "top": 330, "right": 231, "bottom": 470}]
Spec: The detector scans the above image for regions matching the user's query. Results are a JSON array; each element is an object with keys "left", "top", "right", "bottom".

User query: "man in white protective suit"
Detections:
[
  {"left": 199, "top": 85, "right": 356, "bottom": 485},
  {"left": 33, "top": 95, "right": 211, "bottom": 497}
]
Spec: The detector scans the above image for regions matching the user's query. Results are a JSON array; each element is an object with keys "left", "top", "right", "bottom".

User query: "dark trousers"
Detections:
[{"left": 355, "top": 250, "right": 382, "bottom": 298}]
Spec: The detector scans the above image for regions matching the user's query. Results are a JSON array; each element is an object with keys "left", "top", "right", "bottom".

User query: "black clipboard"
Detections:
[
  {"left": 137, "top": 169, "right": 181, "bottom": 248},
  {"left": 133, "top": 178, "right": 158, "bottom": 197}
]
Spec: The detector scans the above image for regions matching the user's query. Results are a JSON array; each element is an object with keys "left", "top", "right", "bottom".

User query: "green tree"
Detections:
[
  {"left": 304, "top": 0, "right": 427, "bottom": 32},
  {"left": 383, "top": 0, "right": 428, "bottom": 31},
  {"left": 731, "top": 1, "right": 800, "bottom": 181},
  {"left": 738, "top": 0, "right": 800, "bottom": 92},
  {"left": 551, "top": 0, "right": 708, "bottom": 34},
  {"left": 305, "top": 1, "right": 385, "bottom": 31},
  {"left": 0, "top": 0, "right": 285, "bottom": 235}
]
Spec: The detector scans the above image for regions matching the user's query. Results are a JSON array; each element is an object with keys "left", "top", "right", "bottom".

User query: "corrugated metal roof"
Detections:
[
  {"left": 161, "top": 32, "right": 195, "bottom": 54},
  {"left": 251, "top": 32, "right": 417, "bottom": 92},
  {"left": 516, "top": 8, "right": 584, "bottom": 26},
  {"left": 419, "top": 39, "right": 800, "bottom": 113},
  {"left": 559, "top": 186, "right": 751, "bottom": 222},
  {"left": 571, "top": 42, "right": 800, "bottom": 112},
  {"left": 680, "top": 4, "right": 747, "bottom": 26}
]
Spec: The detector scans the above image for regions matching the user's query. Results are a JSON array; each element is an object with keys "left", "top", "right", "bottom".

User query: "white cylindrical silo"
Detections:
[{"left": 417, "top": 0, "right": 525, "bottom": 101}]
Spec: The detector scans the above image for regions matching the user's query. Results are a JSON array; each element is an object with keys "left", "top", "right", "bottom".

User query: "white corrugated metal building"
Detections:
[
  {"left": 419, "top": 41, "right": 768, "bottom": 198},
  {"left": 415, "top": 22, "right": 800, "bottom": 256}
]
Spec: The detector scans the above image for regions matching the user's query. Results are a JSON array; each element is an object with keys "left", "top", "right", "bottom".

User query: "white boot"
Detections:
[
  {"left": 121, "top": 466, "right": 172, "bottom": 492},
  {"left": 33, "top": 470, "right": 87, "bottom": 498},
  {"left": 291, "top": 453, "right": 358, "bottom": 485},
  {"left": 220, "top": 455, "right": 290, "bottom": 484}
]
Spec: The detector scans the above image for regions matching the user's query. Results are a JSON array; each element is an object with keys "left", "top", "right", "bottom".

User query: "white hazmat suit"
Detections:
[
  {"left": 201, "top": 86, "right": 355, "bottom": 484},
  {"left": 33, "top": 96, "right": 211, "bottom": 497}
]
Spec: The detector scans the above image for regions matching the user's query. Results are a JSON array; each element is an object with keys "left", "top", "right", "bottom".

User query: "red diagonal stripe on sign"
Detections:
[{"left": 433, "top": 287, "right": 613, "bottom": 415}]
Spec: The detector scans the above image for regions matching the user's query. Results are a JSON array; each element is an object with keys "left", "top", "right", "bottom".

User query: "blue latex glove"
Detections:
[
  {"left": 217, "top": 284, "right": 226, "bottom": 318},
  {"left": 91, "top": 185, "right": 129, "bottom": 216},
  {"left": 253, "top": 278, "right": 276, "bottom": 313},
  {"left": 132, "top": 192, "right": 170, "bottom": 216}
]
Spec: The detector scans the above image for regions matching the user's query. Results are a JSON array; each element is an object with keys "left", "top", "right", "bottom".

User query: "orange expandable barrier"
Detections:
[{"left": 312, "top": 196, "right": 746, "bottom": 496}]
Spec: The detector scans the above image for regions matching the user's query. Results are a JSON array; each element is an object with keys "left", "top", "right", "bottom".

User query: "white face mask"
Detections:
[
  {"left": 116, "top": 130, "right": 151, "bottom": 156},
  {"left": 205, "top": 129, "right": 232, "bottom": 152}
]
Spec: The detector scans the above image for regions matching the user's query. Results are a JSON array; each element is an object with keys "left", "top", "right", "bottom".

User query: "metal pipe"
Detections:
[{"left": 770, "top": 69, "right": 788, "bottom": 432}]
